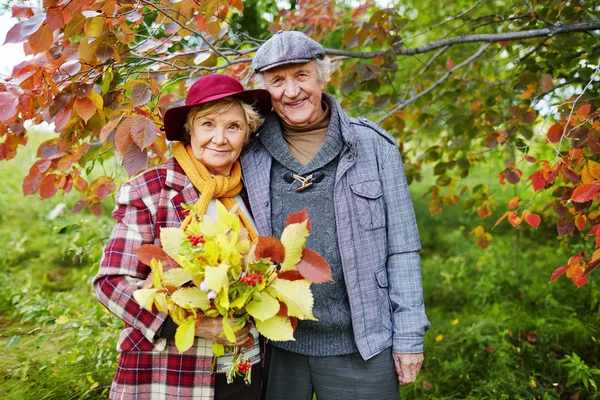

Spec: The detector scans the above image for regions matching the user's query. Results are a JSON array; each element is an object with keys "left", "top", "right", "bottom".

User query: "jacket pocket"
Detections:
[
  {"left": 375, "top": 268, "right": 393, "bottom": 332},
  {"left": 350, "top": 180, "right": 385, "bottom": 230}
]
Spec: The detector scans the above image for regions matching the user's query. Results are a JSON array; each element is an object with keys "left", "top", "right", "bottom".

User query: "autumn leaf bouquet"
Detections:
[{"left": 132, "top": 203, "right": 331, "bottom": 383}]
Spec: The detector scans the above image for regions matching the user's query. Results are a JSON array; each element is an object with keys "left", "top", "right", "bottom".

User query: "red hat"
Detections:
[{"left": 163, "top": 74, "right": 271, "bottom": 141}]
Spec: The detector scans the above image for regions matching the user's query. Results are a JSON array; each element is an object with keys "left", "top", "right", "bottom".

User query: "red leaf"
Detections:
[
  {"left": 135, "top": 244, "right": 177, "bottom": 267},
  {"left": 70, "top": 199, "right": 88, "bottom": 214},
  {"left": 88, "top": 201, "right": 104, "bottom": 217},
  {"left": 54, "top": 104, "right": 72, "bottom": 132},
  {"left": 115, "top": 116, "right": 134, "bottom": 153},
  {"left": 39, "top": 174, "right": 57, "bottom": 199},
  {"left": 570, "top": 183, "right": 600, "bottom": 203},
  {"left": 285, "top": 209, "right": 311, "bottom": 231},
  {"left": 588, "top": 224, "right": 600, "bottom": 236},
  {"left": 503, "top": 169, "right": 520, "bottom": 185},
  {"left": 507, "top": 211, "right": 522, "bottom": 227},
  {"left": 577, "top": 104, "right": 591, "bottom": 117},
  {"left": 557, "top": 216, "right": 576, "bottom": 237},
  {"left": 100, "top": 116, "right": 121, "bottom": 140},
  {"left": 290, "top": 317, "right": 298, "bottom": 331},
  {"left": 589, "top": 129, "right": 600, "bottom": 154},
  {"left": 131, "top": 83, "right": 152, "bottom": 107},
  {"left": 277, "top": 270, "right": 304, "bottom": 281},
  {"left": 583, "top": 259, "right": 600, "bottom": 277},
  {"left": 528, "top": 170, "right": 546, "bottom": 192},
  {"left": 74, "top": 97, "right": 96, "bottom": 123},
  {"left": 123, "top": 143, "right": 148, "bottom": 176},
  {"left": 523, "top": 210, "right": 541, "bottom": 229},
  {"left": 547, "top": 123, "right": 564, "bottom": 143},
  {"left": 254, "top": 236, "right": 285, "bottom": 264},
  {"left": 46, "top": 6, "right": 66, "bottom": 31},
  {"left": 0, "top": 92, "right": 19, "bottom": 122},
  {"left": 296, "top": 248, "right": 332, "bottom": 283},
  {"left": 27, "top": 23, "right": 53, "bottom": 55},
  {"left": 96, "top": 42, "right": 114, "bottom": 62},
  {"left": 22, "top": 165, "right": 42, "bottom": 196},
  {"left": 446, "top": 58, "right": 455, "bottom": 70},
  {"left": 72, "top": 82, "right": 93, "bottom": 98},
  {"left": 131, "top": 115, "right": 159, "bottom": 149},
  {"left": 12, "top": 6, "right": 34, "bottom": 18},
  {"left": 4, "top": 14, "right": 45, "bottom": 44},
  {"left": 277, "top": 302, "right": 288, "bottom": 316},
  {"left": 550, "top": 265, "right": 569, "bottom": 282},
  {"left": 540, "top": 74, "right": 553, "bottom": 93},
  {"left": 508, "top": 197, "right": 520, "bottom": 209}
]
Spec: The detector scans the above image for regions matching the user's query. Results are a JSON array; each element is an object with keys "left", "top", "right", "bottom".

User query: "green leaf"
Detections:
[
  {"left": 5, "top": 335, "right": 20, "bottom": 350},
  {"left": 212, "top": 342, "right": 225, "bottom": 356},
  {"left": 174, "top": 317, "right": 196, "bottom": 353},
  {"left": 246, "top": 291, "right": 280, "bottom": 322}
]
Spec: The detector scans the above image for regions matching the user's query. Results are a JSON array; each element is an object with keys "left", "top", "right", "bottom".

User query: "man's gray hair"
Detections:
[{"left": 254, "top": 56, "right": 331, "bottom": 88}]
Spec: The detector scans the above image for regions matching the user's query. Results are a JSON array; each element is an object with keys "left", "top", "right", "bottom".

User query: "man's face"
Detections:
[{"left": 262, "top": 61, "right": 325, "bottom": 128}]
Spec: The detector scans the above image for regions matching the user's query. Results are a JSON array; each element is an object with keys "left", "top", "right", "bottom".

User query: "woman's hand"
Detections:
[{"left": 194, "top": 317, "right": 252, "bottom": 346}]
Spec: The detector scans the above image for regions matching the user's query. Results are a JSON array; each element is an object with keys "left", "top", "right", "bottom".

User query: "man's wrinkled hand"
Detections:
[
  {"left": 194, "top": 317, "right": 252, "bottom": 346},
  {"left": 393, "top": 352, "right": 424, "bottom": 386}
]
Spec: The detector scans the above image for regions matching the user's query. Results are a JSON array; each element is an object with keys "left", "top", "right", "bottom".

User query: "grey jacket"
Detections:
[{"left": 240, "top": 94, "right": 430, "bottom": 360}]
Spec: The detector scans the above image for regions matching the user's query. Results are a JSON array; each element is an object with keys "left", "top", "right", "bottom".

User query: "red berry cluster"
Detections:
[
  {"left": 238, "top": 361, "right": 251, "bottom": 374},
  {"left": 187, "top": 234, "right": 205, "bottom": 246},
  {"left": 240, "top": 273, "right": 263, "bottom": 286}
]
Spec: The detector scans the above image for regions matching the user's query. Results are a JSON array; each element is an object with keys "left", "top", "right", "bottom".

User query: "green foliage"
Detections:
[{"left": 561, "top": 353, "right": 600, "bottom": 391}]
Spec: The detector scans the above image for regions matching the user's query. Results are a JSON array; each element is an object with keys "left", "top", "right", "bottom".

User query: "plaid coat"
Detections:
[
  {"left": 94, "top": 159, "right": 259, "bottom": 400},
  {"left": 241, "top": 94, "right": 430, "bottom": 360}
]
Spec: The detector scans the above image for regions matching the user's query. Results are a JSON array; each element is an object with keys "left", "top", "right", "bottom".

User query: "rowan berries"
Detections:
[
  {"left": 240, "top": 273, "right": 263, "bottom": 286},
  {"left": 238, "top": 361, "right": 251, "bottom": 374},
  {"left": 187, "top": 234, "right": 205, "bottom": 246}
]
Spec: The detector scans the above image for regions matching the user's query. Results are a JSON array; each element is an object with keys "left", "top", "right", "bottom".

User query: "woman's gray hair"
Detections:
[{"left": 254, "top": 56, "right": 331, "bottom": 87}]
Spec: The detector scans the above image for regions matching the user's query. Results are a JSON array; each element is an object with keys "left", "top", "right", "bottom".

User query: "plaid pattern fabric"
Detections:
[
  {"left": 94, "top": 158, "right": 259, "bottom": 399},
  {"left": 241, "top": 94, "right": 430, "bottom": 360}
]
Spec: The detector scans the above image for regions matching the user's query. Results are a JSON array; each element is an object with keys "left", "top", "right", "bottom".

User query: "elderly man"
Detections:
[{"left": 240, "top": 31, "right": 429, "bottom": 399}]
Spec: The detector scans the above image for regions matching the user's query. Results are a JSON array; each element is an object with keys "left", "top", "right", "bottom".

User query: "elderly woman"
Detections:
[{"left": 93, "top": 74, "right": 270, "bottom": 400}]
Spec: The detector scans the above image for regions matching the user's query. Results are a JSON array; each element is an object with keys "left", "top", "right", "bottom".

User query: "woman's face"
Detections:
[{"left": 189, "top": 103, "right": 248, "bottom": 176}]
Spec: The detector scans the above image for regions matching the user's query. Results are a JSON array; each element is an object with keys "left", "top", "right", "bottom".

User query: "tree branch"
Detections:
[
  {"left": 377, "top": 43, "right": 493, "bottom": 124},
  {"left": 325, "top": 21, "right": 600, "bottom": 58}
]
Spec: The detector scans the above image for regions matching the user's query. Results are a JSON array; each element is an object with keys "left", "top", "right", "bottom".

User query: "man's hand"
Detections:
[
  {"left": 392, "top": 353, "right": 424, "bottom": 386},
  {"left": 194, "top": 317, "right": 252, "bottom": 346}
]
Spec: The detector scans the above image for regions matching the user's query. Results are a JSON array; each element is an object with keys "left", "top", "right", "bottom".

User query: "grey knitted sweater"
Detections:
[{"left": 259, "top": 98, "right": 358, "bottom": 356}]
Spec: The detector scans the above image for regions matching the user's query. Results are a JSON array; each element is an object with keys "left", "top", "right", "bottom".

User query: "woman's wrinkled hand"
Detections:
[{"left": 194, "top": 317, "right": 252, "bottom": 346}]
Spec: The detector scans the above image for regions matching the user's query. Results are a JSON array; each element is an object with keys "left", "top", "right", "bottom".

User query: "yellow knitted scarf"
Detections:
[{"left": 173, "top": 142, "right": 258, "bottom": 243}]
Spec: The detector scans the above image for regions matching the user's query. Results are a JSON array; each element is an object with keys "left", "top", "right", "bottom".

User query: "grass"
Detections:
[{"left": 1, "top": 129, "right": 600, "bottom": 398}]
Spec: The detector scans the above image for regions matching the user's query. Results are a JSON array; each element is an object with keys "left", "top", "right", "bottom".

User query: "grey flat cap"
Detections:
[{"left": 252, "top": 31, "right": 325, "bottom": 72}]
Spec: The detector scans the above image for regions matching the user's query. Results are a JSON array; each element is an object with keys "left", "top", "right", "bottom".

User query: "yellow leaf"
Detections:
[
  {"left": 170, "top": 287, "right": 210, "bottom": 310},
  {"left": 133, "top": 288, "right": 158, "bottom": 311},
  {"left": 88, "top": 91, "right": 104, "bottom": 111},
  {"left": 84, "top": 16, "right": 105, "bottom": 38},
  {"left": 280, "top": 221, "right": 309, "bottom": 271},
  {"left": 56, "top": 315, "right": 69, "bottom": 325},
  {"left": 436, "top": 335, "right": 444, "bottom": 342},
  {"left": 255, "top": 315, "right": 295, "bottom": 341},
  {"left": 246, "top": 292, "right": 280, "bottom": 322},
  {"left": 212, "top": 342, "right": 225, "bottom": 356},
  {"left": 154, "top": 292, "right": 168, "bottom": 313},
  {"left": 471, "top": 225, "right": 484, "bottom": 237},
  {"left": 169, "top": 304, "right": 188, "bottom": 325},
  {"left": 267, "top": 279, "right": 316, "bottom": 320},
  {"left": 150, "top": 259, "right": 163, "bottom": 288},
  {"left": 230, "top": 287, "right": 254, "bottom": 309},
  {"left": 163, "top": 268, "right": 193, "bottom": 287},
  {"left": 217, "top": 287, "right": 230, "bottom": 310},
  {"left": 451, "top": 319, "right": 459, "bottom": 325},
  {"left": 582, "top": 167, "right": 595, "bottom": 184},
  {"left": 175, "top": 317, "right": 196, "bottom": 353},
  {"left": 160, "top": 228, "right": 187, "bottom": 261},
  {"left": 592, "top": 249, "right": 600, "bottom": 262},
  {"left": 205, "top": 264, "right": 230, "bottom": 293},
  {"left": 589, "top": 160, "right": 600, "bottom": 180},
  {"left": 221, "top": 316, "right": 236, "bottom": 343}
]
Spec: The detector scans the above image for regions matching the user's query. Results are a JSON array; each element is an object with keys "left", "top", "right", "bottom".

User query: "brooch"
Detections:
[{"left": 283, "top": 171, "right": 325, "bottom": 192}]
